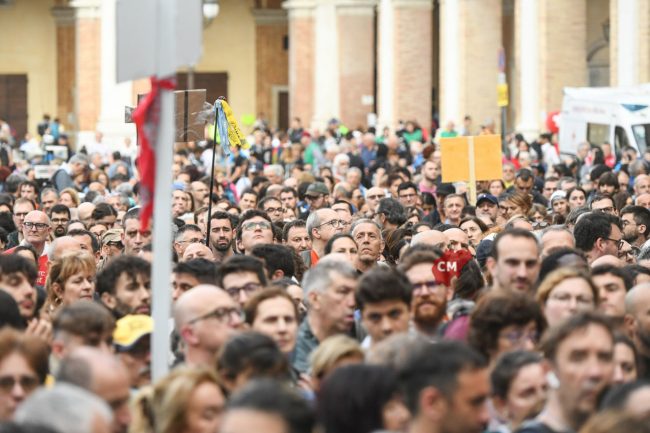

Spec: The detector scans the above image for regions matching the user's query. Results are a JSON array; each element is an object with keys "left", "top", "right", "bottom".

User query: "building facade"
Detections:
[{"left": 0, "top": 0, "right": 648, "bottom": 147}]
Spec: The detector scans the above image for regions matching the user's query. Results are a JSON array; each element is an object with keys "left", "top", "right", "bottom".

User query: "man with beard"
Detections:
[
  {"left": 121, "top": 208, "right": 151, "bottom": 256},
  {"left": 398, "top": 250, "right": 450, "bottom": 338},
  {"left": 486, "top": 229, "right": 540, "bottom": 294},
  {"left": 351, "top": 219, "right": 384, "bottom": 273},
  {"left": 49, "top": 204, "right": 70, "bottom": 238},
  {"left": 258, "top": 197, "right": 285, "bottom": 224},
  {"left": 208, "top": 211, "right": 237, "bottom": 261},
  {"left": 620, "top": 205, "right": 650, "bottom": 248},
  {"left": 517, "top": 312, "right": 614, "bottom": 433},
  {"left": 97, "top": 255, "right": 151, "bottom": 318},
  {"left": 625, "top": 283, "right": 650, "bottom": 378},
  {"left": 475, "top": 193, "right": 499, "bottom": 227},
  {"left": 418, "top": 160, "right": 440, "bottom": 195}
]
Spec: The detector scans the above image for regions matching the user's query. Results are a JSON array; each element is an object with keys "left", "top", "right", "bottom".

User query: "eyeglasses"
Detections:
[
  {"left": 366, "top": 194, "right": 384, "bottom": 201},
  {"left": 0, "top": 375, "right": 39, "bottom": 393},
  {"left": 51, "top": 218, "right": 70, "bottom": 225},
  {"left": 23, "top": 222, "right": 49, "bottom": 231},
  {"left": 412, "top": 281, "right": 443, "bottom": 295},
  {"left": 225, "top": 282, "right": 262, "bottom": 299},
  {"left": 188, "top": 306, "right": 242, "bottom": 325},
  {"left": 605, "top": 237, "right": 625, "bottom": 250},
  {"left": 264, "top": 207, "right": 284, "bottom": 214},
  {"left": 317, "top": 219, "right": 346, "bottom": 229},
  {"left": 594, "top": 206, "right": 615, "bottom": 214},
  {"left": 532, "top": 221, "right": 549, "bottom": 229},
  {"left": 242, "top": 221, "right": 272, "bottom": 231},
  {"left": 500, "top": 330, "right": 540, "bottom": 346}
]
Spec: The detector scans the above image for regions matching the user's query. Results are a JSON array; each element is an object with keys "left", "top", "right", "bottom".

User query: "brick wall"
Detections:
[
  {"left": 76, "top": 17, "right": 101, "bottom": 131},
  {"left": 338, "top": 13, "right": 375, "bottom": 130},
  {"left": 56, "top": 24, "right": 75, "bottom": 131},
  {"left": 539, "top": 0, "right": 587, "bottom": 113},
  {"left": 256, "top": 23, "right": 289, "bottom": 122},
  {"left": 288, "top": 16, "right": 314, "bottom": 127},
  {"left": 394, "top": 5, "right": 432, "bottom": 130}
]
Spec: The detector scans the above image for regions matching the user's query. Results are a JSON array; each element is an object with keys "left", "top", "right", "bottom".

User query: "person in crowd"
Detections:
[
  {"left": 217, "top": 255, "right": 268, "bottom": 307},
  {"left": 573, "top": 211, "right": 623, "bottom": 264},
  {"left": 302, "top": 208, "right": 346, "bottom": 268},
  {"left": 112, "top": 314, "right": 152, "bottom": 390},
  {"left": 43, "top": 251, "right": 95, "bottom": 317},
  {"left": 208, "top": 210, "right": 237, "bottom": 261},
  {"left": 293, "top": 259, "right": 357, "bottom": 374},
  {"left": 468, "top": 291, "right": 547, "bottom": 366},
  {"left": 235, "top": 210, "right": 274, "bottom": 255},
  {"left": 535, "top": 268, "right": 599, "bottom": 328},
  {"left": 173, "top": 285, "right": 242, "bottom": 367},
  {"left": 96, "top": 255, "right": 151, "bottom": 319},
  {"left": 490, "top": 351, "right": 548, "bottom": 433},
  {"left": 0, "top": 328, "right": 49, "bottom": 421},
  {"left": 517, "top": 313, "right": 614, "bottom": 433},
  {"left": 243, "top": 288, "right": 299, "bottom": 356},
  {"left": 486, "top": 229, "right": 541, "bottom": 294},
  {"left": 356, "top": 267, "right": 411, "bottom": 348}
]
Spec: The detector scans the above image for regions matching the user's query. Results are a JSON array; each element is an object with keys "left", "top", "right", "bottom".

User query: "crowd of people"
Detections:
[{"left": 0, "top": 114, "right": 649, "bottom": 433}]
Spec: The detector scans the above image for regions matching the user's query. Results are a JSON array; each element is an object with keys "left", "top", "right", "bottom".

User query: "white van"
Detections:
[{"left": 559, "top": 84, "right": 650, "bottom": 156}]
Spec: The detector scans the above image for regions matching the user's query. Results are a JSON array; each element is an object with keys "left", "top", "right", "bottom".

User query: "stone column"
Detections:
[
  {"left": 70, "top": 0, "right": 102, "bottom": 147},
  {"left": 515, "top": 0, "right": 540, "bottom": 139},
  {"left": 51, "top": 5, "right": 76, "bottom": 134},
  {"left": 378, "top": 0, "right": 433, "bottom": 131},
  {"left": 539, "top": 0, "right": 587, "bottom": 113},
  {"left": 338, "top": 1, "right": 376, "bottom": 129},
  {"left": 610, "top": 0, "right": 640, "bottom": 86},
  {"left": 284, "top": 0, "right": 316, "bottom": 130},
  {"left": 438, "top": 0, "right": 460, "bottom": 126},
  {"left": 312, "top": 0, "right": 340, "bottom": 129},
  {"left": 95, "top": 0, "right": 136, "bottom": 148}
]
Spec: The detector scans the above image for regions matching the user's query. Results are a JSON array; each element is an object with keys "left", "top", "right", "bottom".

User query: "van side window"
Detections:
[
  {"left": 587, "top": 123, "right": 609, "bottom": 146},
  {"left": 615, "top": 126, "right": 629, "bottom": 151},
  {"left": 632, "top": 124, "right": 650, "bottom": 153}
]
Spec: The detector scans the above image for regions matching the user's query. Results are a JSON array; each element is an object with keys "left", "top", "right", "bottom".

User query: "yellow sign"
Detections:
[
  {"left": 440, "top": 135, "right": 503, "bottom": 204},
  {"left": 497, "top": 83, "right": 509, "bottom": 107},
  {"left": 440, "top": 135, "right": 502, "bottom": 182}
]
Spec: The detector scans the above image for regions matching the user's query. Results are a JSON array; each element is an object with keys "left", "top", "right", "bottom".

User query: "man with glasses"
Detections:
[
  {"left": 303, "top": 208, "right": 346, "bottom": 268},
  {"left": 12, "top": 210, "right": 51, "bottom": 286},
  {"left": 397, "top": 182, "right": 419, "bottom": 208},
  {"left": 49, "top": 204, "right": 70, "bottom": 238},
  {"left": 7, "top": 198, "right": 35, "bottom": 249},
  {"left": 620, "top": 205, "right": 650, "bottom": 248},
  {"left": 217, "top": 255, "right": 268, "bottom": 307},
  {"left": 398, "top": 250, "right": 451, "bottom": 339},
  {"left": 100, "top": 229, "right": 124, "bottom": 267},
  {"left": 574, "top": 212, "right": 623, "bottom": 265},
  {"left": 235, "top": 210, "right": 274, "bottom": 255},
  {"left": 589, "top": 192, "right": 618, "bottom": 216},
  {"left": 174, "top": 285, "right": 242, "bottom": 367},
  {"left": 173, "top": 224, "right": 204, "bottom": 259},
  {"left": 258, "top": 197, "right": 284, "bottom": 223},
  {"left": 364, "top": 186, "right": 385, "bottom": 217}
]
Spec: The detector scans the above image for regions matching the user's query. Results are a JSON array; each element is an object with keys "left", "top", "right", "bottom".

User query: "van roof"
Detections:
[{"left": 564, "top": 84, "right": 650, "bottom": 106}]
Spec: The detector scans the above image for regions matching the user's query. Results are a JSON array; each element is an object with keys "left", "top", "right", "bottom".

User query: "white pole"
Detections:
[{"left": 151, "top": 0, "right": 176, "bottom": 381}]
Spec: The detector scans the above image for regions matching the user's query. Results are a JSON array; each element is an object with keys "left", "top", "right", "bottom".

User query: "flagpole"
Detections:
[
  {"left": 151, "top": 0, "right": 176, "bottom": 381},
  {"left": 205, "top": 105, "right": 219, "bottom": 247}
]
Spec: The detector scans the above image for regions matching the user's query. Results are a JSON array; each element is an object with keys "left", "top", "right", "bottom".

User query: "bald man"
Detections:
[
  {"left": 411, "top": 229, "right": 448, "bottom": 252},
  {"left": 635, "top": 192, "right": 650, "bottom": 209},
  {"left": 364, "top": 187, "right": 386, "bottom": 217},
  {"left": 625, "top": 284, "right": 650, "bottom": 378},
  {"left": 182, "top": 242, "right": 214, "bottom": 262},
  {"left": 57, "top": 347, "right": 131, "bottom": 433},
  {"left": 77, "top": 202, "right": 96, "bottom": 227},
  {"left": 174, "top": 285, "right": 242, "bottom": 367},
  {"left": 444, "top": 228, "right": 469, "bottom": 251},
  {"left": 304, "top": 208, "right": 346, "bottom": 267},
  {"left": 48, "top": 236, "right": 84, "bottom": 262}
]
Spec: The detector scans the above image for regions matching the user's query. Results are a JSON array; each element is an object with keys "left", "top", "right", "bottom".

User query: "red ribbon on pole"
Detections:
[{"left": 132, "top": 76, "right": 176, "bottom": 232}]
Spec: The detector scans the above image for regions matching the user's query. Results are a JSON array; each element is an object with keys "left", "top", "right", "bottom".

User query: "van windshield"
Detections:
[{"left": 632, "top": 124, "right": 650, "bottom": 153}]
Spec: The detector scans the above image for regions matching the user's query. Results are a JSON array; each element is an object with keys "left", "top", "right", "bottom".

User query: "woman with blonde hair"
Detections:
[
  {"left": 309, "top": 334, "right": 364, "bottom": 391},
  {"left": 498, "top": 191, "right": 533, "bottom": 222},
  {"left": 59, "top": 187, "right": 80, "bottom": 209},
  {"left": 44, "top": 251, "right": 96, "bottom": 316},
  {"left": 536, "top": 268, "right": 599, "bottom": 328},
  {"left": 130, "top": 367, "right": 226, "bottom": 433}
]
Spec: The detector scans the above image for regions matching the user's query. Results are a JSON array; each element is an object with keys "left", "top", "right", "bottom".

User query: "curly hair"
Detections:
[{"left": 468, "top": 291, "right": 547, "bottom": 360}]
